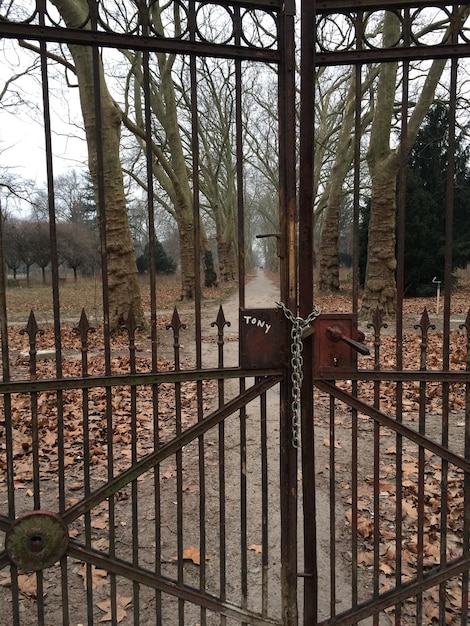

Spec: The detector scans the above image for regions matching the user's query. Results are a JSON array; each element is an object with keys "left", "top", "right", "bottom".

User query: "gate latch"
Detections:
[{"left": 313, "top": 313, "right": 369, "bottom": 376}]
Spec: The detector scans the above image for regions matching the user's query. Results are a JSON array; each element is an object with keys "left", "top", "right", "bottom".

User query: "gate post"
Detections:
[
  {"left": 279, "top": 0, "right": 299, "bottom": 623},
  {"left": 298, "top": 0, "right": 319, "bottom": 623}
]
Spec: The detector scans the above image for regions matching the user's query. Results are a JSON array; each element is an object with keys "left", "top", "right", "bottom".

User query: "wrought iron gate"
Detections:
[
  {"left": 0, "top": 1, "right": 297, "bottom": 624},
  {"left": 2, "top": 2, "right": 470, "bottom": 625},
  {"left": 300, "top": 2, "right": 470, "bottom": 625}
]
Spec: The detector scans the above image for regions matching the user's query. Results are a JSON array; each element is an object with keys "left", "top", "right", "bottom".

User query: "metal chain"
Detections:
[{"left": 277, "top": 302, "right": 321, "bottom": 448}]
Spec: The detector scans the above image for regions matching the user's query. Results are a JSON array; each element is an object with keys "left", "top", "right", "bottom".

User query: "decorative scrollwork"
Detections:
[{"left": 315, "top": 5, "right": 470, "bottom": 54}]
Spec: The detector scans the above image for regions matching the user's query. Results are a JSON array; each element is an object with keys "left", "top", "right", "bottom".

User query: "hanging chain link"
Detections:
[{"left": 277, "top": 301, "right": 321, "bottom": 449}]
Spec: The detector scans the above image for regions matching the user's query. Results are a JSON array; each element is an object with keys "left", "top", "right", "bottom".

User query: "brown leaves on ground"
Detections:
[
  {"left": 77, "top": 564, "right": 108, "bottom": 591},
  {"left": 0, "top": 325, "right": 217, "bottom": 492},
  {"left": 344, "top": 446, "right": 467, "bottom": 624},
  {"left": 0, "top": 572, "right": 48, "bottom": 600}
]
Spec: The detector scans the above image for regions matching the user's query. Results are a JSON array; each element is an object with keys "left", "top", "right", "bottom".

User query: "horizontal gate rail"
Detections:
[
  {"left": 315, "top": 369, "right": 470, "bottom": 382},
  {"left": 318, "top": 554, "right": 470, "bottom": 626},
  {"left": 315, "top": 379, "right": 470, "bottom": 474},
  {"left": 0, "top": 22, "right": 282, "bottom": 62},
  {"left": 67, "top": 542, "right": 281, "bottom": 626},
  {"left": 0, "top": 366, "right": 282, "bottom": 394},
  {"left": 316, "top": 43, "right": 470, "bottom": 66},
  {"left": 58, "top": 373, "right": 282, "bottom": 523}
]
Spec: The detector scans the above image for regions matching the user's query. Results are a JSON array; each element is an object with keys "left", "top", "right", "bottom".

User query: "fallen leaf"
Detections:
[
  {"left": 171, "top": 546, "right": 210, "bottom": 565},
  {"left": 248, "top": 544, "right": 262, "bottom": 554},
  {"left": 97, "top": 596, "right": 132, "bottom": 623},
  {"left": 91, "top": 518, "right": 108, "bottom": 530},
  {"left": 77, "top": 564, "right": 108, "bottom": 590},
  {"left": 323, "top": 438, "right": 341, "bottom": 449}
]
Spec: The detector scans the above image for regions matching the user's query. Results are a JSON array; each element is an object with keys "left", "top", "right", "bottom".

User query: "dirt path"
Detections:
[{"left": 201, "top": 270, "right": 390, "bottom": 624}]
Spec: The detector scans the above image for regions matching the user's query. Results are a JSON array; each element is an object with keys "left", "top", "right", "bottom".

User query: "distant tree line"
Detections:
[
  {"left": 2, "top": 218, "right": 99, "bottom": 284},
  {"left": 2, "top": 216, "right": 179, "bottom": 285}
]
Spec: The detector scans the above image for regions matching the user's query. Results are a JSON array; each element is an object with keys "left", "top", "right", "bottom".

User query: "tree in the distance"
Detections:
[
  {"left": 403, "top": 103, "right": 470, "bottom": 296},
  {"left": 57, "top": 222, "right": 99, "bottom": 280},
  {"left": 137, "top": 239, "right": 176, "bottom": 275}
]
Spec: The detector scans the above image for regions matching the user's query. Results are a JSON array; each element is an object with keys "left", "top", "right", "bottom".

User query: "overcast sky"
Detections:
[{"left": 0, "top": 39, "right": 88, "bottom": 193}]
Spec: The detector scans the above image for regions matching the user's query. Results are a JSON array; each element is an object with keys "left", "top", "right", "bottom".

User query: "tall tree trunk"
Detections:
[
  {"left": 178, "top": 208, "right": 196, "bottom": 298},
  {"left": 318, "top": 68, "right": 376, "bottom": 292},
  {"left": 52, "top": 0, "right": 143, "bottom": 330},
  {"left": 361, "top": 7, "right": 455, "bottom": 317},
  {"left": 362, "top": 153, "right": 398, "bottom": 316},
  {"left": 317, "top": 78, "right": 355, "bottom": 292},
  {"left": 361, "top": 12, "right": 400, "bottom": 318},
  {"left": 217, "top": 236, "right": 237, "bottom": 282}
]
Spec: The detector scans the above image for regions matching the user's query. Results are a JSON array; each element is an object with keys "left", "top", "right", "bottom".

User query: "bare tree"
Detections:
[
  {"left": 317, "top": 66, "right": 376, "bottom": 292},
  {"left": 2, "top": 217, "right": 22, "bottom": 279},
  {"left": 49, "top": 0, "right": 144, "bottom": 329},
  {"left": 14, "top": 220, "right": 40, "bottom": 285},
  {"left": 57, "top": 221, "right": 99, "bottom": 280},
  {"left": 119, "top": 45, "right": 217, "bottom": 296},
  {"left": 33, "top": 221, "right": 51, "bottom": 284}
]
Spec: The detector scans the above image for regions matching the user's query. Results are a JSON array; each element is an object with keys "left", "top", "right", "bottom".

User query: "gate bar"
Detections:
[
  {"left": 62, "top": 375, "right": 282, "bottom": 524},
  {"left": 315, "top": 380, "right": 470, "bottom": 473},
  {"left": 67, "top": 543, "right": 281, "bottom": 626},
  {"left": 316, "top": 555, "right": 470, "bottom": 626}
]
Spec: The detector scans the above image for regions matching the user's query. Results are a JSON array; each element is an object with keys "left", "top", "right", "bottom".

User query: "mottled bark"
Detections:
[
  {"left": 362, "top": 9, "right": 450, "bottom": 317},
  {"left": 361, "top": 154, "right": 398, "bottom": 316},
  {"left": 361, "top": 11, "right": 400, "bottom": 318},
  {"left": 217, "top": 236, "right": 237, "bottom": 282},
  {"left": 52, "top": 0, "right": 144, "bottom": 330},
  {"left": 317, "top": 67, "right": 377, "bottom": 292}
]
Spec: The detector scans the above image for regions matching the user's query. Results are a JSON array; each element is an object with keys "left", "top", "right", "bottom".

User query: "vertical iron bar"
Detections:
[
  {"left": 122, "top": 313, "right": 141, "bottom": 622},
  {"left": 38, "top": 26, "right": 70, "bottom": 622},
  {"left": 74, "top": 310, "right": 94, "bottom": 625},
  {"left": 395, "top": 40, "right": 410, "bottom": 624},
  {"left": 368, "top": 309, "right": 385, "bottom": 625},
  {"left": 299, "top": 0, "right": 314, "bottom": 622},
  {"left": 88, "top": 0, "right": 116, "bottom": 618},
  {"left": 281, "top": 0, "right": 299, "bottom": 623},
  {"left": 233, "top": 7, "right": 248, "bottom": 621},
  {"left": 0, "top": 208, "right": 20, "bottom": 626},
  {"left": 260, "top": 382, "right": 269, "bottom": 617},
  {"left": 168, "top": 309, "right": 186, "bottom": 625},
  {"left": 440, "top": 53, "right": 458, "bottom": 623},
  {"left": 34, "top": 10, "right": 52, "bottom": 622},
  {"left": 460, "top": 310, "right": 470, "bottom": 626},
  {"left": 329, "top": 392, "right": 336, "bottom": 617},
  {"left": 189, "top": 14, "right": 206, "bottom": 621},
  {"left": 373, "top": 380, "right": 380, "bottom": 626},
  {"left": 351, "top": 60, "right": 362, "bottom": 621},
  {"left": 21, "top": 312, "right": 45, "bottom": 624},
  {"left": 211, "top": 307, "right": 229, "bottom": 625},
  {"left": 415, "top": 310, "right": 435, "bottom": 623},
  {"left": 138, "top": 2, "right": 162, "bottom": 620}
]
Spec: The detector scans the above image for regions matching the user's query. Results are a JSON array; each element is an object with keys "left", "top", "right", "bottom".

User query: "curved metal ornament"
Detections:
[{"left": 5, "top": 511, "right": 69, "bottom": 571}]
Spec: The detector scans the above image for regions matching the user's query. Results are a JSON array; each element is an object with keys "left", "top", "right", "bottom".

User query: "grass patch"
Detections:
[{"left": 4, "top": 273, "right": 239, "bottom": 324}]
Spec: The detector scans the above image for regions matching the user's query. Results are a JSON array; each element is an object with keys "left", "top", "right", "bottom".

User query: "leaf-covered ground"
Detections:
[{"left": 1, "top": 269, "right": 470, "bottom": 623}]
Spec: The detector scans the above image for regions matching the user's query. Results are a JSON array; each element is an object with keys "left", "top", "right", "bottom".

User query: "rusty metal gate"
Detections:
[
  {"left": 300, "top": 2, "right": 470, "bottom": 625},
  {"left": 2, "top": 1, "right": 470, "bottom": 625},
  {"left": 0, "top": 1, "right": 298, "bottom": 624}
]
